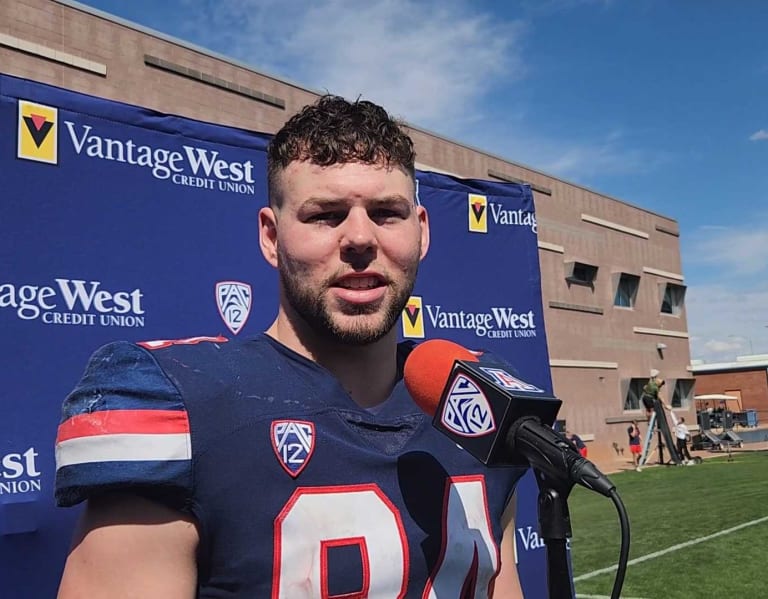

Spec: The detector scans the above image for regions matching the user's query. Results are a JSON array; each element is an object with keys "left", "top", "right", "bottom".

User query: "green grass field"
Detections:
[{"left": 568, "top": 450, "right": 768, "bottom": 599}]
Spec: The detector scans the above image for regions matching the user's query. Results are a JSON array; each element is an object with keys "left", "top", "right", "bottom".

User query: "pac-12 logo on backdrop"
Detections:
[
  {"left": 216, "top": 281, "right": 251, "bottom": 335},
  {"left": 17, "top": 100, "right": 57, "bottom": 164},
  {"left": 271, "top": 420, "right": 315, "bottom": 477},
  {"left": 468, "top": 193, "right": 487, "bottom": 233},
  {"left": 402, "top": 295, "right": 424, "bottom": 338}
]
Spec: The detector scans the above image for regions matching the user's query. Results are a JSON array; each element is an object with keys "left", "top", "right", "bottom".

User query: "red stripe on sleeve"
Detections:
[{"left": 56, "top": 409, "right": 190, "bottom": 443}]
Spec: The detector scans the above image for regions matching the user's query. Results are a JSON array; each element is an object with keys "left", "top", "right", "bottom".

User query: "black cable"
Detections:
[{"left": 608, "top": 488, "right": 631, "bottom": 599}]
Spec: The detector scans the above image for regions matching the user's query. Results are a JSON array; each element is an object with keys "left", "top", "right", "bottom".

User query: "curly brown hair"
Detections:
[{"left": 267, "top": 95, "right": 415, "bottom": 207}]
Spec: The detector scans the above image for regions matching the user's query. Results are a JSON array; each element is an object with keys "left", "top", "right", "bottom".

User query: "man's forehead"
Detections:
[
  {"left": 279, "top": 160, "right": 416, "bottom": 199},
  {"left": 301, "top": 194, "right": 413, "bottom": 207},
  {"left": 283, "top": 159, "right": 411, "bottom": 176}
]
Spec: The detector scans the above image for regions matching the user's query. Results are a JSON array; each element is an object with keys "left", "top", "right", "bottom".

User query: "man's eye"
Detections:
[
  {"left": 371, "top": 209, "right": 404, "bottom": 221},
  {"left": 308, "top": 212, "right": 345, "bottom": 223}
]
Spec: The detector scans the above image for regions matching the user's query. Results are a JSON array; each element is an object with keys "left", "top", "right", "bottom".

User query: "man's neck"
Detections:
[{"left": 265, "top": 312, "right": 399, "bottom": 409}]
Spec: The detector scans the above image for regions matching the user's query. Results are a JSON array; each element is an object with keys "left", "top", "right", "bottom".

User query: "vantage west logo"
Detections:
[
  {"left": 1, "top": 447, "right": 42, "bottom": 496},
  {"left": 515, "top": 525, "right": 571, "bottom": 559},
  {"left": 16, "top": 100, "right": 257, "bottom": 195},
  {"left": 467, "top": 193, "right": 537, "bottom": 234},
  {"left": 402, "top": 295, "right": 537, "bottom": 340},
  {"left": 0, "top": 278, "right": 146, "bottom": 328},
  {"left": 17, "top": 100, "right": 57, "bottom": 164}
]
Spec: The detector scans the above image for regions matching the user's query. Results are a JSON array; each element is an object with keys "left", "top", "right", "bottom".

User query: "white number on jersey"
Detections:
[{"left": 272, "top": 477, "right": 498, "bottom": 598}]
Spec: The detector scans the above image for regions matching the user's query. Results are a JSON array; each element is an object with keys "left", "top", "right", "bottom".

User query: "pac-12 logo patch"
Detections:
[
  {"left": 216, "top": 281, "right": 251, "bottom": 335},
  {"left": 271, "top": 420, "right": 315, "bottom": 477},
  {"left": 17, "top": 100, "right": 58, "bottom": 164},
  {"left": 441, "top": 374, "right": 496, "bottom": 437}
]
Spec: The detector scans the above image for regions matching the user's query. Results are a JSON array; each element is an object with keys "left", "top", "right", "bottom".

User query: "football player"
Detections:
[{"left": 55, "top": 95, "right": 527, "bottom": 597}]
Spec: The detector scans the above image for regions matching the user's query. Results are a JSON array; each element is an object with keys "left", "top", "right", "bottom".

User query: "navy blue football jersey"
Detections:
[{"left": 55, "top": 334, "right": 527, "bottom": 598}]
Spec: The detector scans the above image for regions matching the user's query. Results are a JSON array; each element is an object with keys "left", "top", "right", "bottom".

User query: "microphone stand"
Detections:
[
  {"left": 534, "top": 469, "right": 575, "bottom": 599},
  {"left": 508, "top": 417, "right": 611, "bottom": 599}
]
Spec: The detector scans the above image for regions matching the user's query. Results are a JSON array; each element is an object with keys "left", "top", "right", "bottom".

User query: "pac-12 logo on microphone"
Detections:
[
  {"left": 17, "top": 100, "right": 58, "bottom": 164},
  {"left": 271, "top": 420, "right": 315, "bottom": 478},
  {"left": 441, "top": 374, "right": 496, "bottom": 437},
  {"left": 216, "top": 281, "right": 251, "bottom": 335}
]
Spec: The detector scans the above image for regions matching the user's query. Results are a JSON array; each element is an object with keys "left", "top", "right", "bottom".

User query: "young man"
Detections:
[
  {"left": 628, "top": 420, "right": 642, "bottom": 471},
  {"left": 664, "top": 405, "right": 694, "bottom": 465},
  {"left": 566, "top": 430, "right": 588, "bottom": 457},
  {"left": 54, "top": 96, "right": 527, "bottom": 597},
  {"left": 641, "top": 370, "right": 665, "bottom": 419}
]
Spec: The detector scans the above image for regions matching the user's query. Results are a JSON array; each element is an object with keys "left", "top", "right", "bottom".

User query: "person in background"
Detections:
[
  {"left": 641, "top": 369, "right": 665, "bottom": 419},
  {"left": 566, "top": 430, "right": 588, "bottom": 457},
  {"left": 628, "top": 420, "right": 642, "bottom": 471},
  {"left": 663, "top": 403, "right": 694, "bottom": 465}
]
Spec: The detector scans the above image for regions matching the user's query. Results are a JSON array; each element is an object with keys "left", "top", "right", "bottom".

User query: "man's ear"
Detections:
[
  {"left": 259, "top": 207, "right": 278, "bottom": 268},
  {"left": 417, "top": 205, "right": 430, "bottom": 260}
]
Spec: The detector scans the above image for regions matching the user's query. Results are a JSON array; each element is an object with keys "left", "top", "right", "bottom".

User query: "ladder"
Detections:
[
  {"left": 639, "top": 400, "right": 682, "bottom": 466},
  {"left": 639, "top": 411, "right": 657, "bottom": 466}
]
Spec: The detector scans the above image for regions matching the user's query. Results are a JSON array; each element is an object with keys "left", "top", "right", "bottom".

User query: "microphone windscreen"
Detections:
[{"left": 404, "top": 339, "right": 479, "bottom": 416}]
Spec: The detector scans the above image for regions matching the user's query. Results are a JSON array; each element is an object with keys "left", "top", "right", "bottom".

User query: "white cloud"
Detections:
[
  {"left": 536, "top": 132, "right": 652, "bottom": 180},
  {"left": 468, "top": 125, "right": 668, "bottom": 184},
  {"left": 749, "top": 129, "right": 768, "bottom": 141},
  {"left": 685, "top": 222, "right": 768, "bottom": 277},
  {"left": 684, "top": 221, "right": 768, "bottom": 362},
  {"left": 685, "top": 282, "right": 768, "bottom": 362},
  {"left": 175, "top": 0, "right": 656, "bottom": 182},
  {"left": 180, "top": 0, "right": 527, "bottom": 129}
]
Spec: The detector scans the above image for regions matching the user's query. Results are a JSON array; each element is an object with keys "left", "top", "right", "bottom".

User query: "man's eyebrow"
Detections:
[
  {"left": 370, "top": 195, "right": 412, "bottom": 206},
  {"left": 299, "top": 197, "right": 347, "bottom": 210},
  {"left": 300, "top": 195, "right": 413, "bottom": 208}
]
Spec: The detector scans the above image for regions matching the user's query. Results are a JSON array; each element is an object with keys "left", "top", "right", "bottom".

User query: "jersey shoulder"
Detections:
[{"left": 55, "top": 339, "right": 197, "bottom": 508}]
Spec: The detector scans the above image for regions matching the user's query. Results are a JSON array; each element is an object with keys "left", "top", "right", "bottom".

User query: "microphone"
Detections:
[{"left": 404, "top": 339, "right": 615, "bottom": 497}]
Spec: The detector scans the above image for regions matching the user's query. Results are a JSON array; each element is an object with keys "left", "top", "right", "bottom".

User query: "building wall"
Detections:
[
  {"left": 694, "top": 370, "right": 768, "bottom": 422},
  {"left": 2, "top": 0, "right": 694, "bottom": 461},
  {"left": 1, "top": 0, "right": 317, "bottom": 135}
]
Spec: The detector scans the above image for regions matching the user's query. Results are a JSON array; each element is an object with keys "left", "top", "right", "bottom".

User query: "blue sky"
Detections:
[{"left": 74, "top": 0, "right": 768, "bottom": 362}]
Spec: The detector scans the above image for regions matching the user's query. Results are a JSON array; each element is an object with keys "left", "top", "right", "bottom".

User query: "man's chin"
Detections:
[{"left": 324, "top": 310, "right": 400, "bottom": 344}]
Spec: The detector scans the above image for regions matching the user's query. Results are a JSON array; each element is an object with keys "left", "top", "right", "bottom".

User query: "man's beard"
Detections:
[{"left": 278, "top": 255, "right": 417, "bottom": 346}]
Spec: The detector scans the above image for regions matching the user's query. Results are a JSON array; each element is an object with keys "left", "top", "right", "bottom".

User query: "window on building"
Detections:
[
  {"left": 565, "top": 261, "right": 598, "bottom": 285},
  {"left": 623, "top": 378, "right": 647, "bottom": 411},
  {"left": 660, "top": 283, "right": 686, "bottom": 315},
  {"left": 614, "top": 273, "right": 640, "bottom": 308},
  {"left": 671, "top": 378, "right": 694, "bottom": 408}
]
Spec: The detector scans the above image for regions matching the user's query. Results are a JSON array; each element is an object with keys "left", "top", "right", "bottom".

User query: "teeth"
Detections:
[{"left": 341, "top": 277, "right": 378, "bottom": 289}]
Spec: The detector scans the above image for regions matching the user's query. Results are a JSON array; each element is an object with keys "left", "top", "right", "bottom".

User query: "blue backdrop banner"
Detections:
[{"left": 0, "top": 73, "right": 561, "bottom": 598}]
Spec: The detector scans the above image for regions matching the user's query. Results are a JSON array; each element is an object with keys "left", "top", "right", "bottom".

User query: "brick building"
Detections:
[
  {"left": 1, "top": 0, "right": 695, "bottom": 461},
  {"left": 691, "top": 356, "right": 768, "bottom": 426}
]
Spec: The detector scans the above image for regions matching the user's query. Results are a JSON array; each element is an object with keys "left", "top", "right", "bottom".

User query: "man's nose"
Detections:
[{"left": 339, "top": 208, "right": 377, "bottom": 255}]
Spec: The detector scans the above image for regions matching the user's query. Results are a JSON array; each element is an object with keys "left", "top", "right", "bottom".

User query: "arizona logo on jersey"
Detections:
[
  {"left": 441, "top": 374, "right": 496, "bottom": 437},
  {"left": 271, "top": 420, "right": 315, "bottom": 477}
]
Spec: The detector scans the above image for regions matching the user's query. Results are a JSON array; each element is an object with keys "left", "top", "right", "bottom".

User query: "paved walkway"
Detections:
[{"left": 594, "top": 440, "right": 768, "bottom": 475}]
